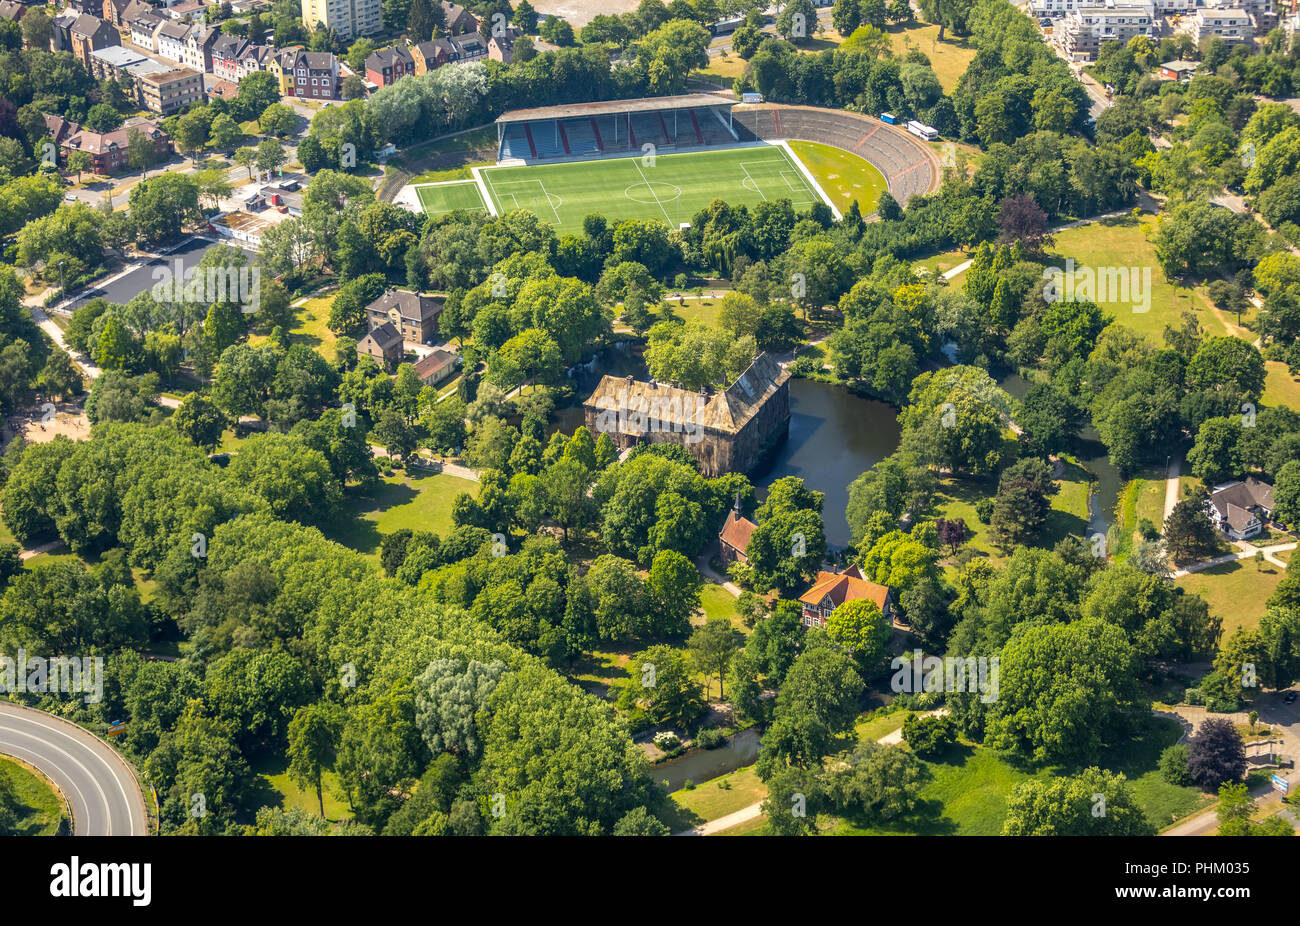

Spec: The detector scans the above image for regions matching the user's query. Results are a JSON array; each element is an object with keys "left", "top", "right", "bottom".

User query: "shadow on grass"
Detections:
[{"left": 320, "top": 479, "right": 421, "bottom": 556}]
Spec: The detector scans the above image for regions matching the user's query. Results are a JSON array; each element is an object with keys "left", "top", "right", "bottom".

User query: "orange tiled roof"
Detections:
[
  {"left": 719, "top": 509, "right": 756, "bottom": 552},
  {"left": 798, "top": 568, "right": 889, "bottom": 611}
]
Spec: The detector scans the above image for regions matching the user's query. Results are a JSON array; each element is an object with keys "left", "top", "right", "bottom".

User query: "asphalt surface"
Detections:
[
  {"left": 0, "top": 702, "right": 149, "bottom": 836},
  {"left": 61, "top": 236, "right": 231, "bottom": 313}
]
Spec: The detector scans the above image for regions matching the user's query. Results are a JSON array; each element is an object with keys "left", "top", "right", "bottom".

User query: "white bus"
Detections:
[{"left": 906, "top": 120, "right": 939, "bottom": 141}]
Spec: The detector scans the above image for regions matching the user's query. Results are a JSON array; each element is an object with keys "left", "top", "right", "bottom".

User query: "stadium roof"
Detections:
[{"left": 495, "top": 94, "right": 738, "bottom": 125}]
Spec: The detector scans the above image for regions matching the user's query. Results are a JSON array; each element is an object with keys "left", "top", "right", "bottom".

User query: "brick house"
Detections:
[
  {"left": 181, "top": 22, "right": 220, "bottom": 73},
  {"left": 68, "top": 13, "right": 121, "bottom": 70},
  {"left": 798, "top": 564, "right": 896, "bottom": 630},
  {"left": 365, "top": 289, "right": 443, "bottom": 344},
  {"left": 718, "top": 504, "right": 756, "bottom": 566},
  {"left": 441, "top": 0, "right": 478, "bottom": 33},
  {"left": 44, "top": 113, "right": 172, "bottom": 173},
  {"left": 358, "top": 323, "right": 405, "bottom": 368},
  {"left": 274, "top": 49, "right": 338, "bottom": 99},
  {"left": 364, "top": 45, "right": 414, "bottom": 86},
  {"left": 413, "top": 348, "right": 458, "bottom": 386}
]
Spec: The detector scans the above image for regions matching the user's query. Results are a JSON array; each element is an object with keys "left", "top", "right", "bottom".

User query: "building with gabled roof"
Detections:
[
  {"left": 798, "top": 564, "right": 897, "bottom": 630},
  {"left": 583, "top": 353, "right": 791, "bottom": 477},
  {"left": 1206, "top": 478, "right": 1275, "bottom": 540},
  {"left": 413, "top": 348, "right": 459, "bottom": 386},
  {"left": 365, "top": 288, "right": 443, "bottom": 344},
  {"left": 718, "top": 501, "right": 757, "bottom": 565},
  {"left": 358, "top": 322, "right": 405, "bottom": 368},
  {"left": 365, "top": 45, "right": 414, "bottom": 86}
]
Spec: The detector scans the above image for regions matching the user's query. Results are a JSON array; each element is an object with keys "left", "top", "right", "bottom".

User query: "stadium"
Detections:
[{"left": 399, "top": 93, "right": 940, "bottom": 228}]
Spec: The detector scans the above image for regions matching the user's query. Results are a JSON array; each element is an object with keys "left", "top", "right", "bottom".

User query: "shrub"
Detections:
[
  {"left": 653, "top": 731, "right": 681, "bottom": 753},
  {"left": 1159, "top": 744, "right": 1192, "bottom": 786},
  {"left": 696, "top": 727, "right": 727, "bottom": 750},
  {"left": 975, "top": 497, "right": 994, "bottom": 523},
  {"left": 902, "top": 711, "right": 957, "bottom": 758}
]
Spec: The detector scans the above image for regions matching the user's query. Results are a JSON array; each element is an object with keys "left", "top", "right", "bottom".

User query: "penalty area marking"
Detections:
[
  {"left": 481, "top": 174, "right": 562, "bottom": 224},
  {"left": 470, "top": 166, "right": 499, "bottom": 217}
]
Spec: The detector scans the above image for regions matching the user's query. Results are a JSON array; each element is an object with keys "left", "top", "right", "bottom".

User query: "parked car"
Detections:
[{"left": 1284, "top": 690, "right": 1298, "bottom": 704}]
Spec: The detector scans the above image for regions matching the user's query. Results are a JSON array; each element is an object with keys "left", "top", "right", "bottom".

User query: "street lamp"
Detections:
[{"left": 58, "top": 260, "right": 66, "bottom": 296}]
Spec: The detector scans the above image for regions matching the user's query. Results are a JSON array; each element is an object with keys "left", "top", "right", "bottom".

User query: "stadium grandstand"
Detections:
[{"left": 494, "top": 94, "right": 746, "bottom": 162}]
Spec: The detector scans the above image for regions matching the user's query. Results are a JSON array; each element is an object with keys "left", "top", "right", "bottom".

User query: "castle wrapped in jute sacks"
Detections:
[{"left": 583, "top": 353, "right": 791, "bottom": 477}]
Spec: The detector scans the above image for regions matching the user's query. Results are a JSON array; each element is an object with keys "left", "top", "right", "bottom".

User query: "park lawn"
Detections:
[
  {"left": 1040, "top": 458, "right": 1092, "bottom": 546},
  {"left": 854, "top": 710, "right": 907, "bottom": 744},
  {"left": 1081, "top": 714, "right": 1212, "bottom": 829},
  {"left": 253, "top": 754, "right": 352, "bottom": 822},
  {"left": 323, "top": 470, "right": 474, "bottom": 560},
  {"left": 662, "top": 298, "right": 723, "bottom": 329},
  {"left": 913, "top": 247, "right": 968, "bottom": 279},
  {"left": 568, "top": 648, "right": 632, "bottom": 702},
  {"left": 698, "top": 582, "right": 746, "bottom": 631},
  {"left": 1047, "top": 214, "right": 1228, "bottom": 343},
  {"left": 0, "top": 513, "right": 15, "bottom": 547},
  {"left": 1175, "top": 558, "right": 1286, "bottom": 637},
  {"left": 698, "top": 55, "right": 746, "bottom": 82},
  {"left": 287, "top": 297, "right": 339, "bottom": 356},
  {"left": 0, "top": 756, "right": 66, "bottom": 835},
  {"left": 787, "top": 139, "right": 888, "bottom": 216},
  {"left": 831, "top": 741, "right": 1040, "bottom": 835},
  {"left": 886, "top": 22, "right": 976, "bottom": 92},
  {"left": 1263, "top": 361, "right": 1300, "bottom": 413},
  {"left": 668, "top": 764, "right": 767, "bottom": 828},
  {"left": 718, "top": 813, "right": 769, "bottom": 835},
  {"left": 1133, "top": 470, "right": 1169, "bottom": 530}
]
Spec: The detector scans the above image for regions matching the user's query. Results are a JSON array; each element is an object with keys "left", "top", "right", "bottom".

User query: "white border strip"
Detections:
[
  {"left": 775, "top": 139, "right": 841, "bottom": 221},
  {"left": 470, "top": 166, "right": 499, "bottom": 217}
]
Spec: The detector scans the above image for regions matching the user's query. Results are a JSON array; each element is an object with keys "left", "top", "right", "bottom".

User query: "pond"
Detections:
[
  {"left": 651, "top": 727, "right": 762, "bottom": 792},
  {"left": 752, "top": 378, "right": 901, "bottom": 549}
]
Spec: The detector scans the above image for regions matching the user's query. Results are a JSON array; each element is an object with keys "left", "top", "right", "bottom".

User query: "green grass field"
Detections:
[
  {"left": 1176, "top": 558, "right": 1287, "bottom": 637},
  {"left": 0, "top": 757, "right": 66, "bottom": 835},
  {"left": 786, "top": 139, "right": 887, "bottom": 216},
  {"left": 415, "top": 179, "right": 490, "bottom": 217},
  {"left": 322, "top": 470, "right": 475, "bottom": 561},
  {"left": 429, "top": 145, "right": 828, "bottom": 228}
]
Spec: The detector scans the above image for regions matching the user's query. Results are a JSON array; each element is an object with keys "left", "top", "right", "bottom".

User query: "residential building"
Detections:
[
  {"left": 451, "top": 32, "right": 486, "bottom": 62},
  {"left": 1157, "top": 59, "right": 1199, "bottom": 80},
  {"left": 358, "top": 323, "right": 405, "bottom": 368},
  {"left": 68, "top": 13, "right": 121, "bottom": 70},
  {"left": 718, "top": 502, "right": 756, "bottom": 566},
  {"left": 300, "top": 0, "right": 381, "bottom": 41},
  {"left": 273, "top": 48, "right": 339, "bottom": 99},
  {"left": 1206, "top": 478, "right": 1275, "bottom": 540},
  {"left": 1189, "top": 8, "right": 1253, "bottom": 43},
  {"left": 440, "top": 1, "right": 477, "bottom": 33},
  {"left": 364, "top": 289, "right": 443, "bottom": 344},
  {"left": 43, "top": 113, "right": 171, "bottom": 173},
  {"left": 797, "top": 564, "right": 897, "bottom": 630},
  {"left": 135, "top": 66, "right": 204, "bottom": 114},
  {"left": 411, "top": 37, "right": 455, "bottom": 73},
  {"left": 163, "top": 0, "right": 205, "bottom": 20},
  {"left": 0, "top": 1, "right": 27, "bottom": 23},
  {"left": 1060, "top": 4, "right": 1155, "bottom": 61},
  {"left": 364, "top": 45, "right": 414, "bottom": 86},
  {"left": 103, "top": 0, "right": 151, "bottom": 27},
  {"left": 413, "top": 348, "right": 459, "bottom": 387},
  {"left": 127, "top": 11, "right": 164, "bottom": 49},
  {"left": 211, "top": 35, "right": 275, "bottom": 82},
  {"left": 50, "top": 10, "right": 79, "bottom": 52},
  {"left": 487, "top": 27, "right": 521, "bottom": 63},
  {"left": 181, "top": 22, "right": 220, "bottom": 73},
  {"left": 88, "top": 42, "right": 149, "bottom": 80},
  {"left": 65, "top": 0, "right": 100, "bottom": 13},
  {"left": 156, "top": 20, "right": 188, "bottom": 61}
]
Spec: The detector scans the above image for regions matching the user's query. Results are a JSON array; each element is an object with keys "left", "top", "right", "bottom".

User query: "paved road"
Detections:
[{"left": 0, "top": 702, "right": 148, "bottom": 836}]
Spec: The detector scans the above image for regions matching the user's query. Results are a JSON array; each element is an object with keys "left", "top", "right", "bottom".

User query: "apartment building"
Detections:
[
  {"left": 136, "top": 66, "right": 205, "bottom": 114},
  {"left": 43, "top": 113, "right": 171, "bottom": 173},
  {"left": 127, "top": 11, "right": 164, "bottom": 49},
  {"left": 211, "top": 34, "right": 275, "bottom": 82},
  {"left": 156, "top": 20, "right": 188, "bottom": 61},
  {"left": 272, "top": 48, "right": 339, "bottom": 99},
  {"left": 88, "top": 42, "right": 149, "bottom": 80},
  {"left": 1189, "top": 7, "right": 1254, "bottom": 42},
  {"left": 364, "top": 45, "right": 413, "bottom": 86},
  {"left": 1061, "top": 3, "right": 1155, "bottom": 61},
  {"left": 299, "top": 0, "right": 380, "bottom": 41},
  {"left": 67, "top": 12, "right": 121, "bottom": 70},
  {"left": 181, "top": 22, "right": 220, "bottom": 72}
]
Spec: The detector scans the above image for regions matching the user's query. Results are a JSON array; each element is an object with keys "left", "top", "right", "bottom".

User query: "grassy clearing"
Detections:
[
  {"left": 660, "top": 297, "right": 723, "bottom": 329},
  {"left": 698, "top": 582, "right": 746, "bottom": 631},
  {"left": 787, "top": 139, "right": 888, "bottom": 216},
  {"left": 251, "top": 754, "right": 352, "bottom": 822},
  {"left": 913, "top": 247, "right": 968, "bottom": 278},
  {"left": 0, "top": 756, "right": 66, "bottom": 835},
  {"left": 886, "top": 23, "right": 977, "bottom": 93},
  {"left": 1176, "top": 558, "right": 1286, "bottom": 637},
  {"left": 1263, "top": 361, "right": 1300, "bottom": 412},
  {"left": 1047, "top": 215, "right": 1230, "bottom": 344},
  {"left": 323, "top": 470, "right": 474, "bottom": 560},
  {"left": 667, "top": 764, "right": 767, "bottom": 828},
  {"left": 854, "top": 710, "right": 907, "bottom": 744},
  {"left": 288, "top": 297, "right": 339, "bottom": 356}
]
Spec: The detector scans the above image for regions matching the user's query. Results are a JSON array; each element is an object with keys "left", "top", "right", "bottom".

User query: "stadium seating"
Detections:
[{"left": 732, "top": 105, "right": 938, "bottom": 204}]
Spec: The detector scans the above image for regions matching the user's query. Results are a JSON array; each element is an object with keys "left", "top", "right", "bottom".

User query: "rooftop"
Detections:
[{"left": 495, "top": 93, "right": 740, "bottom": 125}]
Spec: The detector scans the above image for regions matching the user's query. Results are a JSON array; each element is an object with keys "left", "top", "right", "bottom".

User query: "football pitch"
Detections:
[{"left": 411, "top": 144, "right": 838, "bottom": 228}]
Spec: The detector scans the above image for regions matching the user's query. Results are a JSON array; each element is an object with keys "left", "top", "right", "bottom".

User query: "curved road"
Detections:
[{"left": 0, "top": 703, "right": 149, "bottom": 836}]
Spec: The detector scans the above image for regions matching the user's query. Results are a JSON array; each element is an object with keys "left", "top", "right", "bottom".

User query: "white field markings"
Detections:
[
  {"left": 773, "top": 139, "right": 842, "bottom": 221},
  {"left": 632, "top": 157, "right": 674, "bottom": 226},
  {"left": 481, "top": 171, "right": 562, "bottom": 223},
  {"left": 738, "top": 156, "right": 816, "bottom": 207},
  {"left": 469, "top": 166, "right": 499, "bottom": 217},
  {"left": 411, "top": 178, "right": 489, "bottom": 216}
]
